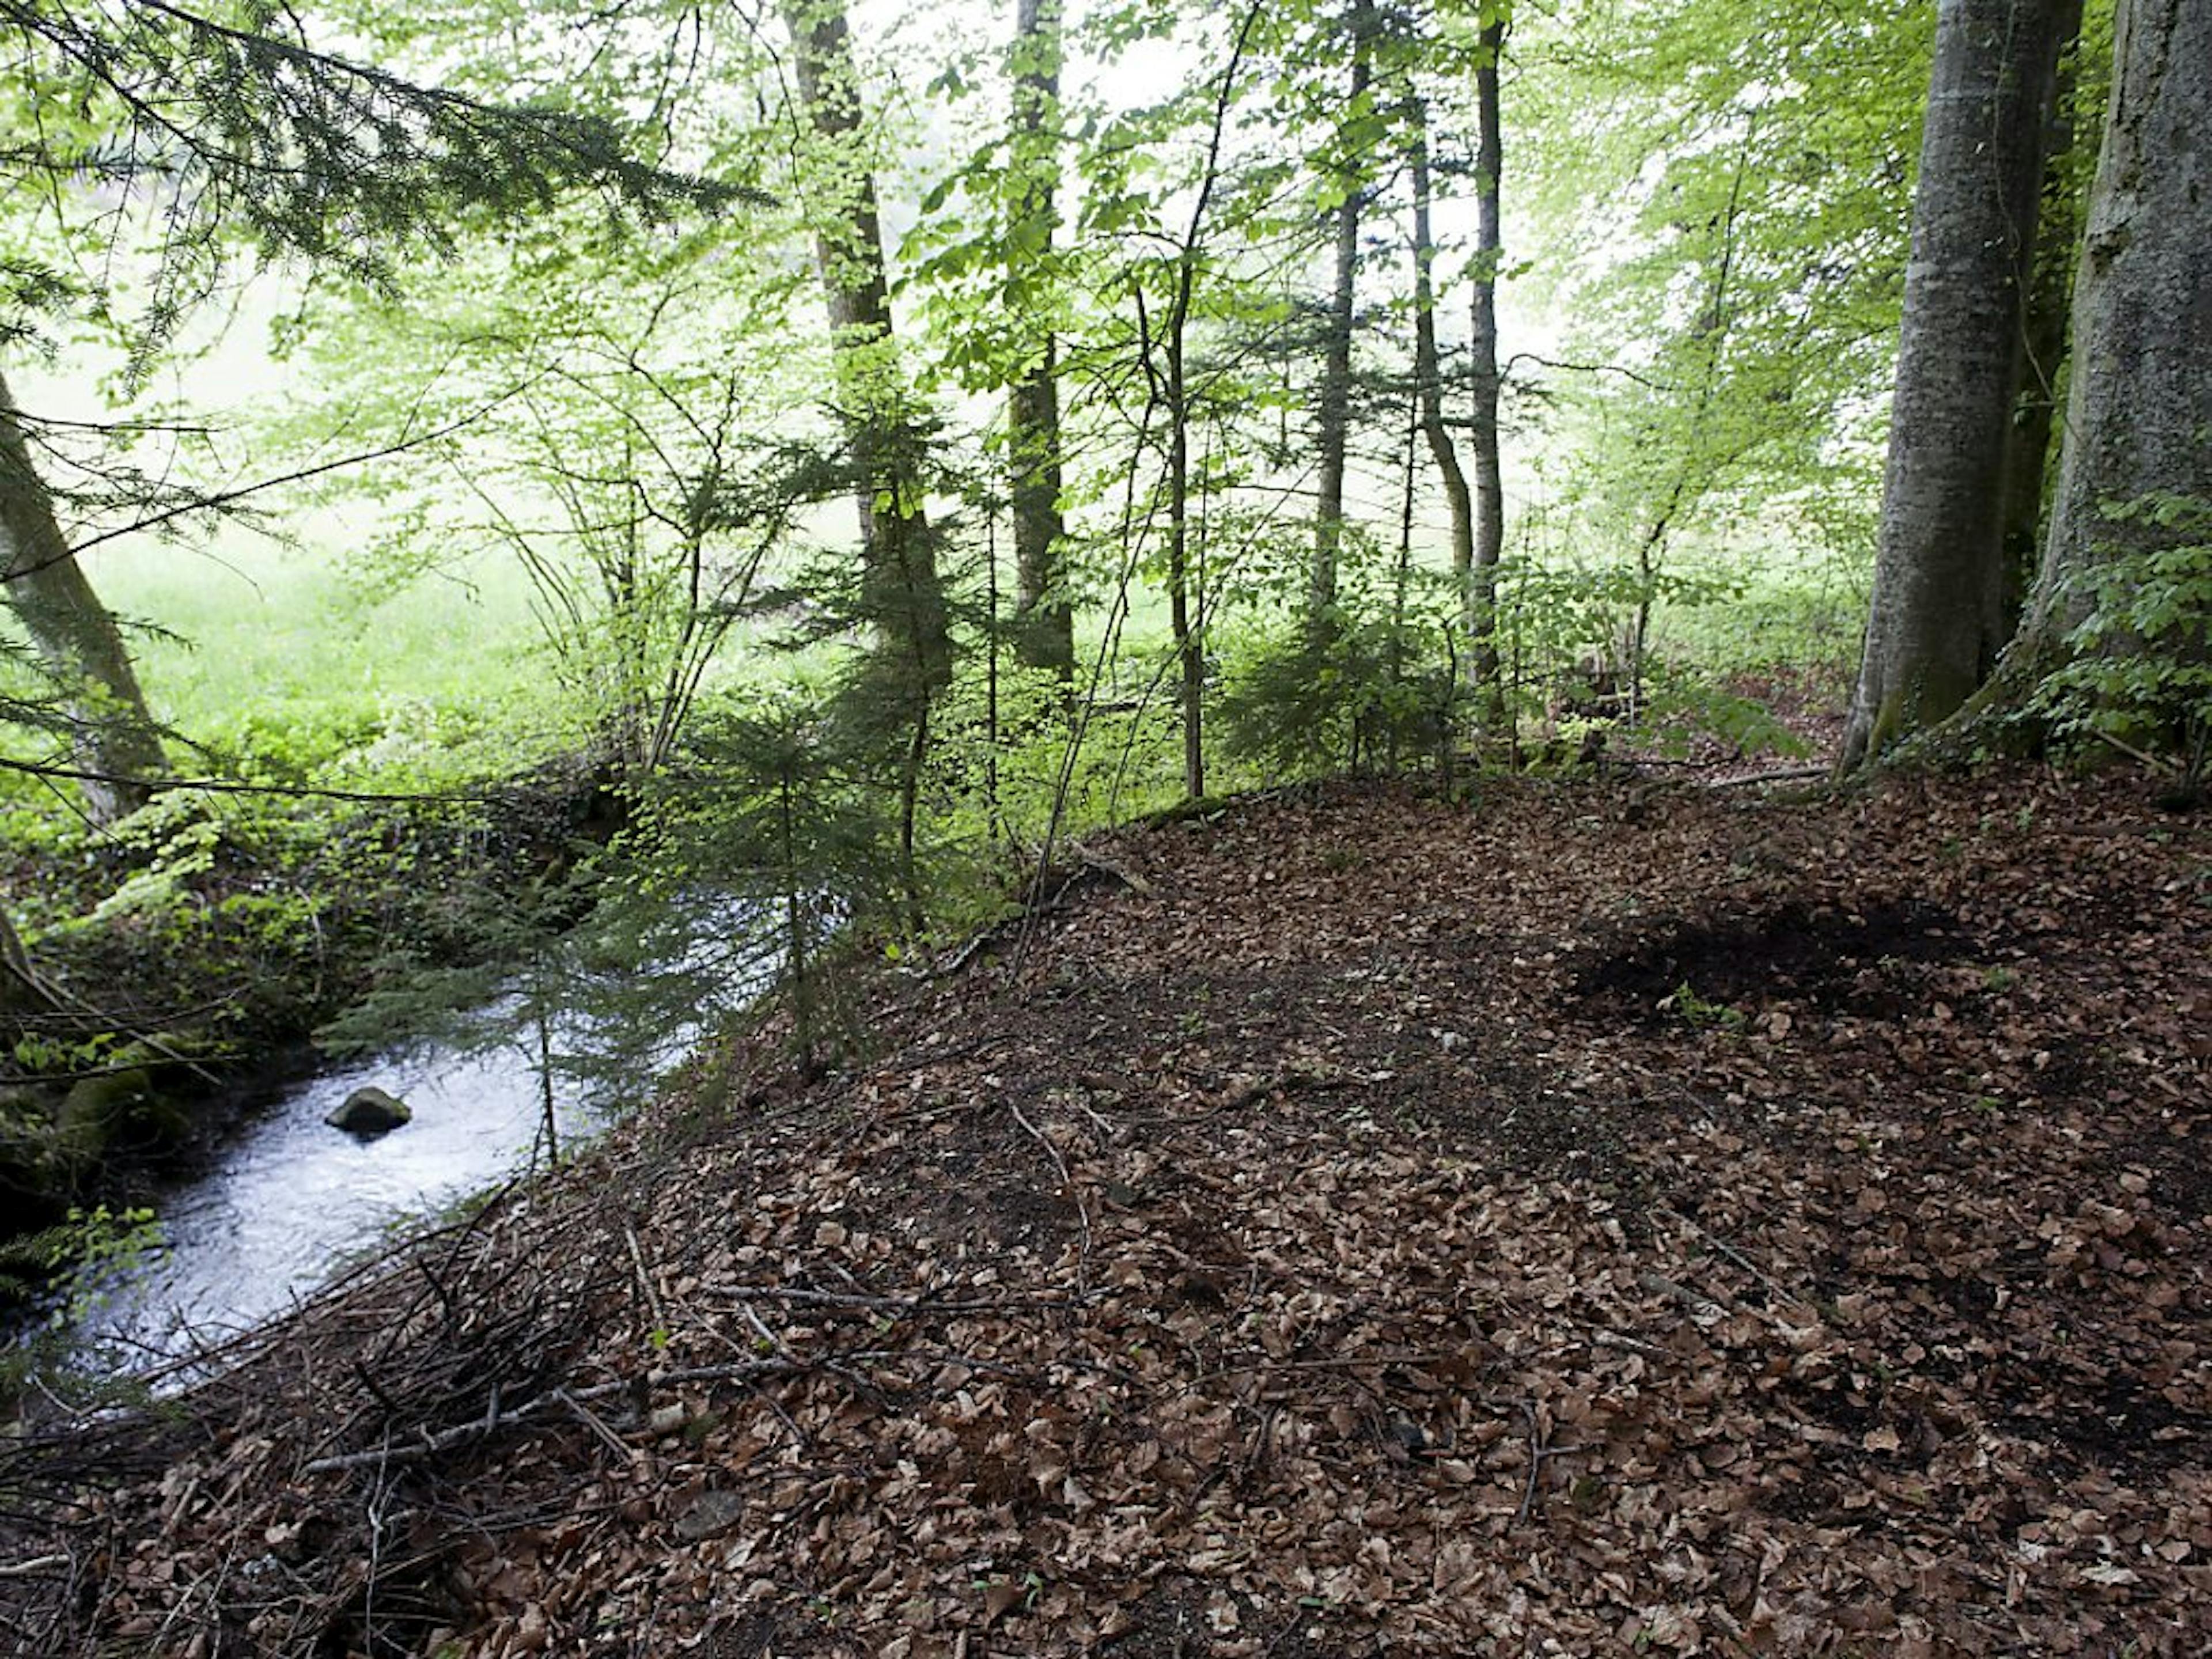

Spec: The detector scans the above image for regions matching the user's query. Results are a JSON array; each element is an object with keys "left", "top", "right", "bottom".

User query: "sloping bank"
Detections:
[{"left": 2, "top": 770, "right": 2206, "bottom": 1656}]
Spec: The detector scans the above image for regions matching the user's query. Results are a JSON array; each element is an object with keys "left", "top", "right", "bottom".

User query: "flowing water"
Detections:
[
  {"left": 75, "top": 897, "right": 768, "bottom": 1367},
  {"left": 80, "top": 1024, "right": 612, "bottom": 1363}
]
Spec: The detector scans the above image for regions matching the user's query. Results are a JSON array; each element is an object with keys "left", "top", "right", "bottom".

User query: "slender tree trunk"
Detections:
[
  {"left": 1310, "top": 5, "right": 1373, "bottom": 635},
  {"left": 0, "top": 368, "right": 164, "bottom": 824},
  {"left": 2024, "top": 0, "right": 2211, "bottom": 652},
  {"left": 534, "top": 1008, "right": 560, "bottom": 1170},
  {"left": 1407, "top": 97, "right": 1475, "bottom": 663},
  {"left": 1998, "top": 0, "right": 2089, "bottom": 632},
  {"left": 1840, "top": 0, "right": 2073, "bottom": 770},
  {"left": 781, "top": 0, "right": 951, "bottom": 693},
  {"left": 1166, "top": 320, "right": 1205, "bottom": 800},
  {"left": 778, "top": 770, "right": 812, "bottom": 1059},
  {"left": 0, "top": 893, "right": 59, "bottom": 1017},
  {"left": 1007, "top": 0, "right": 1074, "bottom": 678},
  {"left": 1465, "top": 18, "right": 1508, "bottom": 729},
  {"left": 1156, "top": 2, "right": 1262, "bottom": 800}
]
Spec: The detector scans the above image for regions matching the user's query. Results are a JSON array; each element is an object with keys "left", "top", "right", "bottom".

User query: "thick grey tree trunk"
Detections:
[
  {"left": 1465, "top": 18, "right": 1507, "bottom": 729},
  {"left": 1840, "top": 0, "right": 2073, "bottom": 770},
  {"left": 1007, "top": 0, "right": 1074, "bottom": 679},
  {"left": 1309, "top": 6, "right": 1373, "bottom": 635},
  {"left": 0, "top": 368, "right": 163, "bottom": 824},
  {"left": 781, "top": 0, "right": 951, "bottom": 692},
  {"left": 2026, "top": 0, "right": 2211, "bottom": 641}
]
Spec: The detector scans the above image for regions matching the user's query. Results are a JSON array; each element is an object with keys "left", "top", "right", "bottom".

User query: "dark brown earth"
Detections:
[{"left": 3, "top": 766, "right": 2208, "bottom": 1656}]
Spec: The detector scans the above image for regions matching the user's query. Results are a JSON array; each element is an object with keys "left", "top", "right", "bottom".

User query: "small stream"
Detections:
[
  {"left": 77, "top": 899, "right": 767, "bottom": 1367},
  {"left": 81, "top": 1023, "right": 613, "bottom": 1363}
]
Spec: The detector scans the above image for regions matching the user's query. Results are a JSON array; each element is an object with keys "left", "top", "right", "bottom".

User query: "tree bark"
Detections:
[
  {"left": 780, "top": 0, "right": 951, "bottom": 693},
  {"left": 2025, "top": 0, "right": 2211, "bottom": 642},
  {"left": 0, "top": 891, "right": 59, "bottom": 1018},
  {"left": 1309, "top": 5, "right": 1373, "bottom": 636},
  {"left": 1465, "top": 17, "right": 1508, "bottom": 729},
  {"left": 0, "top": 368, "right": 163, "bottom": 824},
  {"left": 1407, "top": 99, "right": 1475, "bottom": 646},
  {"left": 1840, "top": 0, "right": 2073, "bottom": 771},
  {"left": 1997, "top": 0, "right": 2089, "bottom": 632},
  {"left": 1007, "top": 0, "right": 1074, "bottom": 679}
]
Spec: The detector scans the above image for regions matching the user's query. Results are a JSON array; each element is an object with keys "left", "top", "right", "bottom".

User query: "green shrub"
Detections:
[{"left": 2032, "top": 495, "right": 2212, "bottom": 797}]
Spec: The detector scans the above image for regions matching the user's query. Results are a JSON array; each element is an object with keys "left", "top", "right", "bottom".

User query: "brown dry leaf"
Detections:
[{"left": 7, "top": 768, "right": 2207, "bottom": 1658}]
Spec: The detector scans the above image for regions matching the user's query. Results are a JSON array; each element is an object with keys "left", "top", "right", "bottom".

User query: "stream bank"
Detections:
[{"left": 0, "top": 753, "right": 631, "bottom": 1316}]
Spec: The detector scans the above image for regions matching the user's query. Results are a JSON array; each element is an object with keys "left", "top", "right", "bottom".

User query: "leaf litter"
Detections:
[{"left": 2, "top": 766, "right": 2207, "bottom": 1656}]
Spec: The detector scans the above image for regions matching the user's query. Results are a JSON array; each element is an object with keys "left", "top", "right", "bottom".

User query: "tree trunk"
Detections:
[
  {"left": 1156, "top": 3, "right": 1262, "bottom": 800},
  {"left": 1407, "top": 98, "right": 1475, "bottom": 643},
  {"left": 1007, "top": 0, "right": 1075, "bottom": 679},
  {"left": 1998, "top": 0, "right": 2089, "bottom": 632},
  {"left": 0, "top": 892, "right": 59, "bottom": 1018},
  {"left": 1166, "top": 320, "right": 1206, "bottom": 800},
  {"left": 0, "top": 368, "right": 164, "bottom": 824},
  {"left": 1840, "top": 0, "right": 2073, "bottom": 770},
  {"left": 2025, "top": 0, "right": 2211, "bottom": 647},
  {"left": 1465, "top": 18, "right": 1508, "bottom": 729},
  {"left": 780, "top": 0, "right": 951, "bottom": 693},
  {"left": 1309, "top": 6, "right": 1373, "bottom": 636}
]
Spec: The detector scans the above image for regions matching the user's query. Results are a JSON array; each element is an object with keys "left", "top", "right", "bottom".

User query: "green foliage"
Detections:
[
  {"left": 646, "top": 691, "right": 903, "bottom": 1060},
  {"left": 0, "top": 1204, "right": 163, "bottom": 1320},
  {"left": 1661, "top": 982, "right": 1746, "bottom": 1033},
  {"left": 84, "top": 789, "right": 228, "bottom": 924},
  {"left": 1636, "top": 671, "right": 1810, "bottom": 761},
  {"left": 1656, "top": 552, "right": 1869, "bottom": 680},
  {"left": 1217, "top": 609, "right": 1461, "bottom": 781},
  {"left": 0, "top": 0, "right": 736, "bottom": 355},
  {"left": 1490, "top": 554, "right": 1812, "bottom": 763},
  {"left": 2032, "top": 495, "right": 2212, "bottom": 793}
]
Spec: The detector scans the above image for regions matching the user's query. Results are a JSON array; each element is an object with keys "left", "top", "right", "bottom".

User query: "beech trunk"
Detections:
[
  {"left": 1465, "top": 18, "right": 1507, "bottom": 727},
  {"left": 781, "top": 0, "right": 951, "bottom": 692},
  {"left": 1997, "top": 0, "right": 2089, "bottom": 630},
  {"left": 1840, "top": 0, "right": 2073, "bottom": 770},
  {"left": 2026, "top": 0, "right": 2212, "bottom": 638}
]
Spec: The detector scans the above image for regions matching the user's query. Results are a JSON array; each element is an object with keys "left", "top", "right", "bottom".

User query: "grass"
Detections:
[{"left": 92, "top": 524, "right": 555, "bottom": 772}]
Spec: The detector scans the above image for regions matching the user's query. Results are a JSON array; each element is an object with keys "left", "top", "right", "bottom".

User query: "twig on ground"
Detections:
[
  {"left": 1660, "top": 1207, "right": 1815, "bottom": 1313},
  {"left": 1703, "top": 766, "right": 1829, "bottom": 789},
  {"left": 1515, "top": 1402, "right": 1583, "bottom": 1526},
  {"left": 1009, "top": 1098, "right": 1093, "bottom": 1294},
  {"left": 1193, "top": 1353, "right": 1444, "bottom": 1385},
  {"left": 705, "top": 1283, "right": 1095, "bottom": 1316},
  {"left": 1077, "top": 848, "right": 1154, "bottom": 896},
  {"left": 556, "top": 1388, "right": 635, "bottom": 1461},
  {"left": 625, "top": 1221, "right": 669, "bottom": 1336}
]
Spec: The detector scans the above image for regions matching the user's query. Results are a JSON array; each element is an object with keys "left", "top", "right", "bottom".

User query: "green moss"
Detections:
[{"left": 58, "top": 1067, "right": 192, "bottom": 1159}]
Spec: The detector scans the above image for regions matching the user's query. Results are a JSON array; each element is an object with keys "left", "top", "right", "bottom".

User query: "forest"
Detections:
[{"left": 0, "top": 0, "right": 2207, "bottom": 1653}]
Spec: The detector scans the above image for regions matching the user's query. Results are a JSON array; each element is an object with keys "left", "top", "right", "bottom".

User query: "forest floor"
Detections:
[{"left": 4, "top": 763, "right": 2209, "bottom": 1657}]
